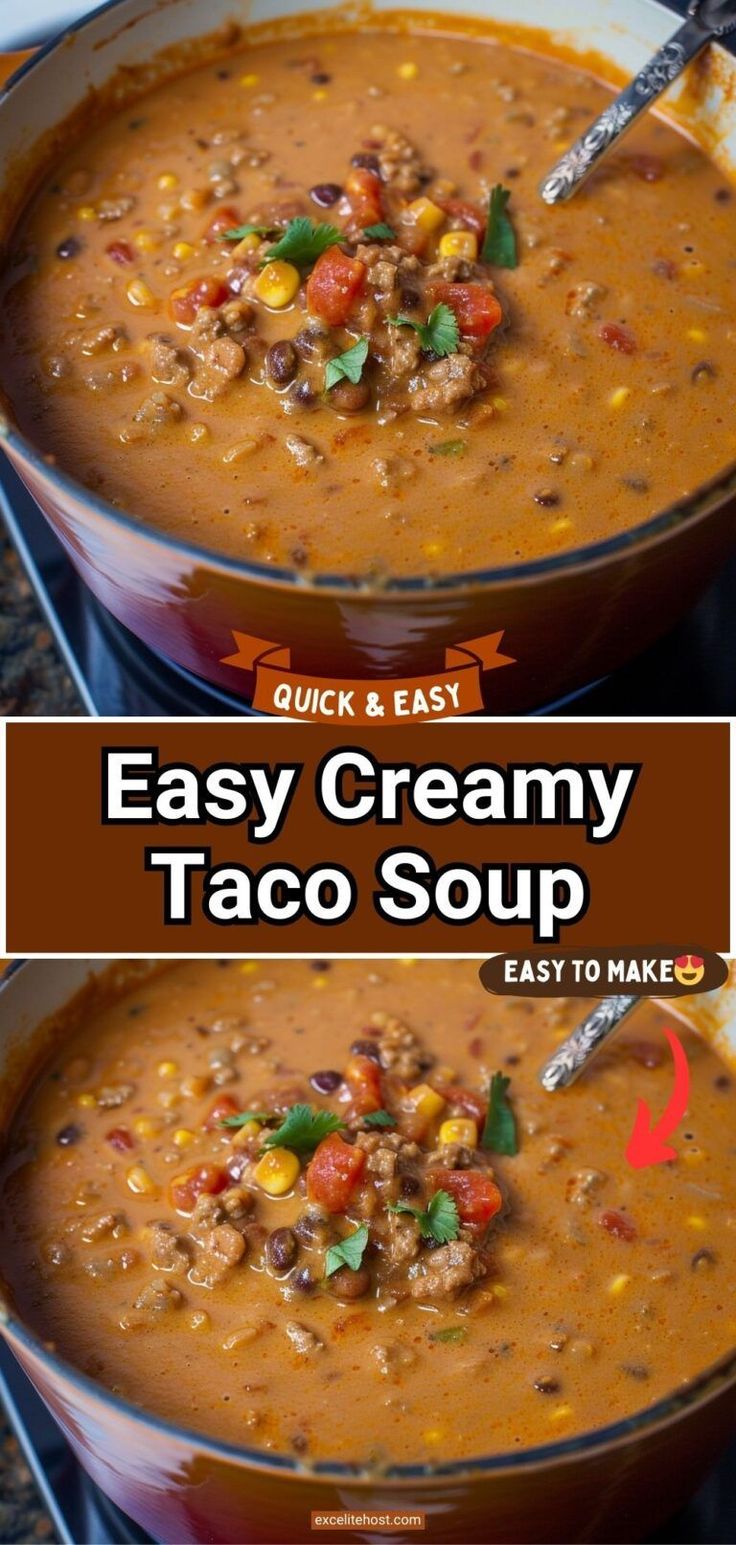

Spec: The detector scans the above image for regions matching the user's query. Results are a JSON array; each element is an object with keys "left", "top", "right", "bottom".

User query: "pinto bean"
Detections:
[
  {"left": 329, "top": 379, "right": 371, "bottom": 413},
  {"left": 327, "top": 1264, "right": 371, "bottom": 1300}
]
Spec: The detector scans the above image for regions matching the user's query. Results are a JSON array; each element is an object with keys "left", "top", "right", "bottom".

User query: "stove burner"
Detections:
[{"left": 1, "top": 459, "right": 735, "bottom": 718}]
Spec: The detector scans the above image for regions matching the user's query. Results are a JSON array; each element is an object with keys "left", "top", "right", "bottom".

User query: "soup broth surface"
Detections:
[{"left": 1, "top": 21, "right": 735, "bottom": 577}]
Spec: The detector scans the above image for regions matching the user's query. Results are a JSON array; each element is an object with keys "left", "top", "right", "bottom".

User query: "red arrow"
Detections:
[{"left": 625, "top": 1026, "right": 691, "bottom": 1169}]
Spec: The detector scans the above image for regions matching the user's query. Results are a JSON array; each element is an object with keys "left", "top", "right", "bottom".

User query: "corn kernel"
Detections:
[
  {"left": 422, "top": 1427, "right": 444, "bottom": 1443},
  {"left": 491, "top": 1282, "right": 509, "bottom": 1300},
  {"left": 422, "top": 541, "right": 444, "bottom": 559},
  {"left": 687, "top": 326, "right": 708, "bottom": 343},
  {"left": 406, "top": 196, "right": 445, "bottom": 234},
  {"left": 254, "top": 1146, "right": 300, "bottom": 1196},
  {"left": 550, "top": 517, "right": 572, "bottom": 534},
  {"left": 157, "top": 172, "right": 178, "bottom": 191},
  {"left": 126, "top": 279, "right": 156, "bottom": 309},
  {"left": 400, "top": 957, "right": 416, "bottom": 967},
  {"left": 608, "top": 386, "right": 631, "bottom": 410},
  {"left": 231, "top": 1120, "right": 261, "bottom": 1146},
  {"left": 77, "top": 1092, "right": 96, "bottom": 1109},
  {"left": 491, "top": 396, "right": 509, "bottom": 414},
  {"left": 172, "top": 241, "right": 195, "bottom": 261},
  {"left": 254, "top": 260, "right": 300, "bottom": 308},
  {"left": 407, "top": 1083, "right": 446, "bottom": 1120},
  {"left": 158, "top": 1060, "right": 178, "bottom": 1078},
  {"left": 439, "top": 1118, "right": 478, "bottom": 1147},
  {"left": 312, "top": 88, "right": 328, "bottom": 102},
  {"left": 126, "top": 1164, "right": 158, "bottom": 1196},
  {"left": 607, "top": 1273, "right": 631, "bottom": 1296},
  {"left": 77, "top": 205, "right": 97, "bottom": 221},
  {"left": 398, "top": 61, "right": 419, "bottom": 80},
  {"left": 132, "top": 1116, "right": 161, "bottom": 1139},
  {"left": 173, "top": 1128, "right": 195, "bottom": 1148},
  {"left": 686, "top": 1215, "right": 707, "bottom": 1230},
  {"left": 683, "top": 1147, "right": 706, "bottom": 1165},
  {"left": 439, "top": 229, "right": 478, "bottom": 261},
  {"left": 134, "top": 230, "right": 159, "bottom": 252},
  {"left": 312, "top": 974, "right": 328, "bottom": 989},
  {"left": 240, "top": 961, "right": 259, "bottom": 974},
  {"left": 240, "top": 72, "right": 259, "bottom": 87},
  {"left": 548, "top": 1404, "right": 573, "bottom": 1423},
  {"left": 180, "top": 188, "right": 210, "bottom": 212},
  {"left": 231, "top": 233, "right": 260, "bottom": 259}
]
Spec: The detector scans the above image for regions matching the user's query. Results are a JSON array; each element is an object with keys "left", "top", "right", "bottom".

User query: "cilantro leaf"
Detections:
[
  {"left": 263, "top": 1103, "right": 345, "bottom": 1155},
  {"left": 364, "top": 222, "right": 396, "bottom": 241},
  {"left": 220, "top": 1110, "right": 271, "bottom": 1129},
  {"left": 324, "top": 1223, "right": 369, "bottom": 1278},
  {"left": 218, "top": 223, "right": 276, "bottom": 243},
  {"left": 260, "top": 217, "right": 342, "bottom": 271},
  {"left": 429, "top": 439, "right": 466, "bottom": 457},
  {"left": 324, "top": 336, "right": 369, "bottom": 391},
  {"left": 482, "top": 184, "right": 518, "bottom": 268},
  {"left": 481, "top": 1073, "right": 518, "bottom": 1155},
  {"left": 387, "top": 302, "right": 459, "bottom": 358},
  {"left": 388, "top": 1188, "right": 460, "bottom": 1245},
  {"left": 430, "top": 1325, "right": 468, "bottom": 1344},
  {"left": 362, "top": 1109, "right": 396, "bottom": 1129}
]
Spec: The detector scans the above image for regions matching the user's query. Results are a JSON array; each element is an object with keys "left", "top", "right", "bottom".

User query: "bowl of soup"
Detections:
[
  {"left": 0, "top": 0, "right": 735, "bottom": 712},
  {"left": 1, "top": 957, "right": 735, "bottom": 1542}
]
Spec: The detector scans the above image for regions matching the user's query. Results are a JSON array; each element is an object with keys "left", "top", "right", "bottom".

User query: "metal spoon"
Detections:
[
  {"left": 538, "top": 996, "right": 640, "bottom": 1090},
  {"left": 540, "top": 0, "right": 736, "bottom": 205}
]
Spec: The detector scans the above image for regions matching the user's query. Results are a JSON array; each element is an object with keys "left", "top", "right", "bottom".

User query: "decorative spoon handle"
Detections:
[
  {"left": 539, "top": 996, "right": 640, "bottom": 1091},
  {"left": 540, "top": 0, "right": 736, "bottom": 205}
]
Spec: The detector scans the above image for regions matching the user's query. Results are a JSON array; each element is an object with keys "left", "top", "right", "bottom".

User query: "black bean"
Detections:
[
  {"left": 399, "top": 1173, "right": 422, "bottom": 1199},
  {"left": 291, "top": 380, "right": 317, "bottom": 408},
  {"left": 216, "top": 69, "right": 230, "bottom": 80},
  {"left": 56, "top": 1123, "right": 82, "bottom": 1146},
  {"left": 294, "top": 1209, "right": 332, "bottom": 1247},
  {"left": 267, "top": 1227, "right": 298, "bottom": 1273},
  {"left": 311, "top": 72, "right": 332, "bottom": 85},
  {"left": 399, "top": 284, "right": 421, "bottom": 311},
  {"left": 350, "top": 1038, "right": 382, "bottom": 1061},
  {"left": 351, "top": 152, "right": 380, "bottom": 174},
  {"left": 292, "top": 1265, "right": 317, "bottom": 1294},
  {"left": 56, "top": 237, "right": 80, "bottom": 260},
  {"left": 715, "top": 187, "right": 731, "bottom": 203},
  {"left": 329, "top": 379, "right": 371, "bottom": 413},
  {"left": 692, "top": 360, "right": 717, "bottom": 383},
  {"left": 266, "top": 339, "right": 297, "bottom": 384},
  {"left": 310, "top": 181, "right": 342, "bottom": 208},
  {"left": 715, "top": 1073, "right": 732, "bottom": 1091},
  {"left": 311, "top": 960, "right": 331, "bottom": 972},
  {"left": 621, "top": 1364, "right": 650, "bottom": 1381},
  {"left": 327, "top": 1264, "right": 371, "bottom": 1300},
  {"left": 310, "top": 1069, "right": 343, "bottom": 1094},
  {"left": 533, "top": 490, "right": 560, "bottom": 508},
  {"left": 533, "top": 1376, "right": 560, "bottom": 1395},
  {"left": 692, "top": 1248, "right": 717, "bottom": 1271},
  {"left": 621, "top": 475, "right": 649, "bottom": 493}
]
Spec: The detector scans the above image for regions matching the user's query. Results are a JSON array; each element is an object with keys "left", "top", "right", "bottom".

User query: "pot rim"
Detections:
[
  {"left": 1, "top": 958, "right": 735, "bottom": 1486},
  {"left": 2, "top": 0, "right": 736, "bottom": 600}
]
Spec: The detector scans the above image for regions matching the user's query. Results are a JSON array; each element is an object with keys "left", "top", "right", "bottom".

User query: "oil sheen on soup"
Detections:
[
  {"left": 0, "top": 959, "right": 734, "bottom": 1465},
  {"left": 1, "top": 20, "right": 735, "bottom": 578}
]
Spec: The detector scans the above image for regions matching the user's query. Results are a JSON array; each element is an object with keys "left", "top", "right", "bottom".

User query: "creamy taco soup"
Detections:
[
  {"left": 1, "top": 959, "right": 734, "bottom": 1466},
  {"left": 1, "top": 18, "right": 735, "bottom": 579}
]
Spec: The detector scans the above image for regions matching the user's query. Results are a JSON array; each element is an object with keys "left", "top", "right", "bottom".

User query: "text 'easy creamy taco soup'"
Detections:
[
  {"left": 1, "top": 16, "right": 735, "bottom": 579},
  {"left": 1, "top": 959, "right": 734, "bottom": 1466}
]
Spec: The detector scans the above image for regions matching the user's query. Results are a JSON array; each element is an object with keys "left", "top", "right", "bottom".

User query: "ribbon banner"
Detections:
[{"left": 221, "top": 631, "right": 515, "bottom": 723}]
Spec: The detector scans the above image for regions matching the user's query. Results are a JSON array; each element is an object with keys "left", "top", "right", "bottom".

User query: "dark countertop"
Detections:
[
  {"left": 0, "top": 524, "right": 81, "bottom": 718},
  {"left": 0, "top": 1415, "right": 55, "bottom": 1544}
]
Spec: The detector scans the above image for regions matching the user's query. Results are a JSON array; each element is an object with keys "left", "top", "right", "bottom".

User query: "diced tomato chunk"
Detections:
[
  {"left": 438, "top": 198, "right": 486, "bottom": 239},
  {"left": 441, "top": 1085, "right": 487, "bottom": 1124},
  {"left": 306, "top": 246, "right": 366, "bottom": 326},
  {"left": 344, "top": 1054, "right": 382, "bottom": 1115},
  {"left": 169, "top": 1163, "right": 229, "bottom": 1214},
  {"left": 105, "top": 240, "right": 134, "bottom": 265},
  {"left": 205, "top": 1093, "right": 241, "bottom": 1130},
  {"left": 426, "top": 280, "right": 503, "bottom": 340},
  {"left": 307, "top": 1132, "right": 366, "bottom": 1213},
  {"left": 105, "top": 1126, "right": 134, "bottom": 1152},
  {"left": 168, "top": 276, "right": 229, "bottom": 326},
  {"left": 599, "top": 322, "right": 637, "bottom": 354},
  {"left": 428, "top": 1168, "right": 502, "bottom": 1232},
  {"left": 203, "top": 206, "right": 241, "bottom": 243},
  {"left": 599, "top": 1209, "right": 637, "bottom": 1242},
  {"left": 345, "top": 167, "right": 383, "bottom": 229}
]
